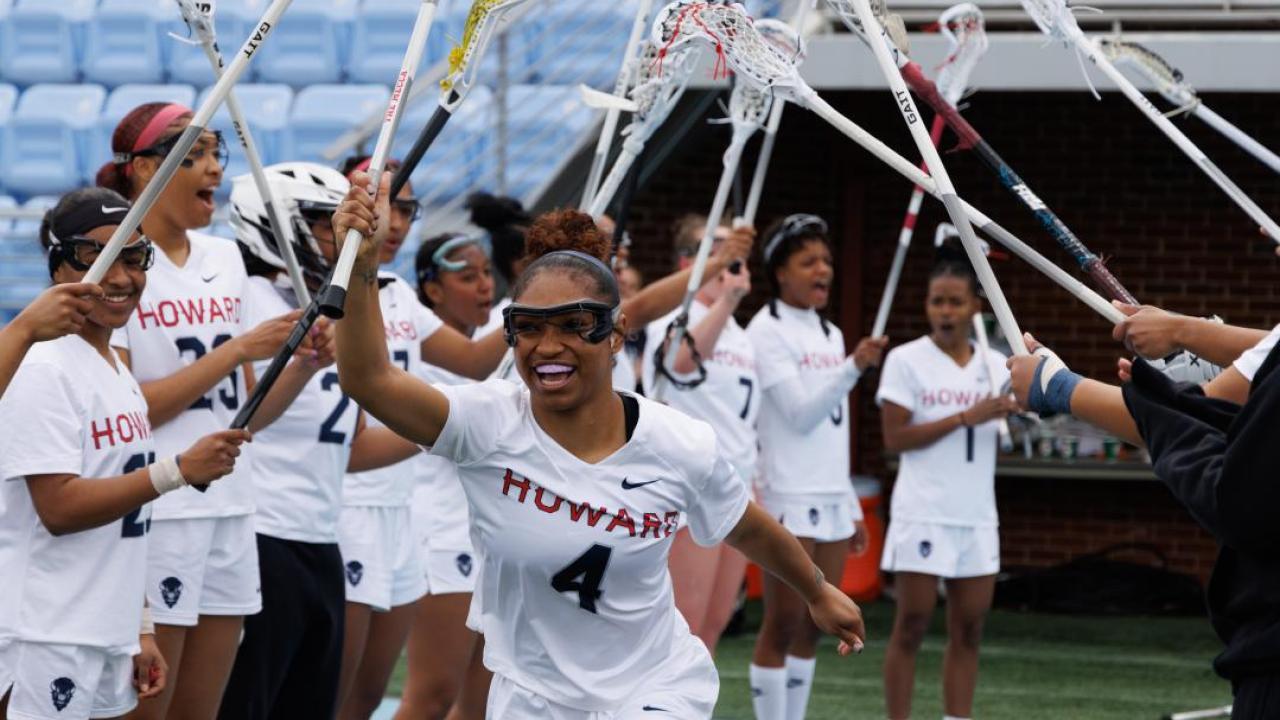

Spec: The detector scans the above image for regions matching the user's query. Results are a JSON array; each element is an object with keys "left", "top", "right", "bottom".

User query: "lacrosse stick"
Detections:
[
  {"left": 936, "top": 222, "right": 1013, "bottom": 449},
  {"left": 870, "top": 3, "right": 982, "bottom": 339},
  {"left": 739, "top": 1, "right": 814, "bottom": 227},
  {"left": 652, "top": 0, "right": 1125, "bottom": 328},
  {"left": 316, "top": 0, "right": 438, "bottom": 318},
  {"left": 1100, "top": 38, "right": 1280, "bottom": 175},
  {"left": 174, "top": 0, "right": 309, "bottom": 304},
  {"left": 586, "top": 41, "right": 701, "bottom": 217},
  {"left": 832, "top": 0, "right": 1140, "bottom": 315},
  {"left": 650, "top": 69, "right": 773, "bottom": 402},
  {"left": 84, "top": 0, "right": 292, "bottom": 284},
  {"left": 1020, "top": 0, "right": 1280, "bottom": 243},
  {"left": 580, "top": 0, "right": 657, "bottom": 208}
]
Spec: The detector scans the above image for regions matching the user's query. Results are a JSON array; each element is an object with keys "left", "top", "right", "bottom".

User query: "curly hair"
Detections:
[{"left": 522, "top": 209, "right": 611, "bottom": 265}]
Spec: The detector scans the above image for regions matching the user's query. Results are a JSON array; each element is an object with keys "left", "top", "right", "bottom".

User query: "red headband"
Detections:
[{"left": 117, "top": 104, "right": 194, "bottom": 176}]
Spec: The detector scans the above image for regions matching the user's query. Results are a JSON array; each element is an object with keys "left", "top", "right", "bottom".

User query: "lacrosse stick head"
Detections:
[
  {"left": 1019, "top": 0, "right": 1084, "bottom": 44},
  {"left": 755, "top": 17, "right": 807, "bottom": 66},
  {"left": 728, "top": 78, "right": 772, "bottom": 135},
  {"left": 652, "top": 1, "right": 804, "bottom": 98},
  {"left": 936, "top": 3, "right": 987, "bottom": 91},
  {"left": 623, "top": 40, "right": 698, "bottom": 133},
  {"left": 443, "top": 0, "right": 529, "bottom": 98},
  {"left": 824, "top": 0, "right": 910, "bottom": 55},
  {"left": 1097, "top": 38, "right": 1193, "bottom": 99},
  {"left": 174, "top": 0, "right": 217, "bottom": 42}
]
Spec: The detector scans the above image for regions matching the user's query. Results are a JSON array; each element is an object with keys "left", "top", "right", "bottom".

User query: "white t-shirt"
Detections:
[
  {"left": 413, "top": 360, "right": 474, "bottom": 552},
  {"left": 0, "top": 336, "right": 153, "bottom": 653},
  {"left": 428, "top": 380, "right": 748, "bottom": 711},
  {"left": 343, "top": 273, "right": 442, "bottom": 508},
  {"left": 643, "top": 301, "right": 760, "bottom": 483},
  {"left": 244, "top": 277, "right": 360, "bottom": 543},
  {"left": 876, "top": 336, "right": 1009, "bottom": 527},
  {"left": 111, "top": 232, "right": 254, "bottom": 519},
  {"left": 747, "top": 300, "right": 853, "bottom": 502},
  {"left": 1232, "top": 324, "right": 1280, "bottom": 382}
]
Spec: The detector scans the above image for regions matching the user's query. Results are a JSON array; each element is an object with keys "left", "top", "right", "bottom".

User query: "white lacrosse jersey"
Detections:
[
  {"left": 643, "top": 301, "right": 760, "bottom": 483},
  {"left": 244, "top": 276, "right": 360, "bottom": 544},
  {"left": 0, "top": 336, "right": 152, "bottom": 653},
  {"left": 747, "top": 300, "right": 853, "bottom": 503},
  {"left": 413, "top": 361, "right": 474, "bottom": 553},
  {"left": 1233, "top": 324, "right": 1280, "bottom": 382},
  {"left": 111, "top": 231, "right": 254, "bottom": 520},
  {"left": 428, "top": 380, "right": 749, "bottom": 711},
  {"left": 876, "top": 336, "right": 1009, "bottom": 527},
  {"left": 343, "top": 273, "right": 442, "bottom": 508}
]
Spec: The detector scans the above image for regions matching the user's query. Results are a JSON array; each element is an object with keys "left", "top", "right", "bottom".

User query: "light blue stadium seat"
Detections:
[
  {"left": 0, "top": 194, "right": 16, "bottom": 238},
  {"left": 286, "top": 84, "right": 389, "bottom": 164},
  {"left": 253, "top": 0, "right": 357, "bottom": 86},
  {"left": 4, "top": 196, "right": 57, "bottom": 263},
  {"left": 348, "top": 0, "right": 428, "bottom": 85},
  {"left": 196, "top": 83, "right": 294, "bottom": 197},
  {"left": 0, "top": 0, "right": 96, "bottom": 85},
  {"left": 88, "top": 84, "right": 199, "bottom": 185},
  {"left": 0, "top": 84, "right": 17, "bottom": 194},
  {"left": 1, "top": 85, "right": 106, "bottom": 198},
  {"left": 83, "top": 0, "right": 171, "bottom": 87},
  {"left": 400, "top": 86, "right": 493, "bottom": 207},
  {"left": 524, "top": 2, "right": 635, "bottom": 87},
  {"left": 164, "top": 0, "right": 253, "bottom": 86},
  {"left": 499, "top": 84, "right": 594, "bottom": 200}
]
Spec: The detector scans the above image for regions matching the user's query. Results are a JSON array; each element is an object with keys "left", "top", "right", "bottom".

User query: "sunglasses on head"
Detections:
[
  {"left": 55, "top": 236, "right": 155, "bottom": 272},
  {"left": 131, "top": 130, "right": 229, "bottom": 169}
]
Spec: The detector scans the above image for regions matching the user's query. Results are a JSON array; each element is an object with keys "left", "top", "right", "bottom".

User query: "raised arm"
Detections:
[
  {"left": 623, "top": 226, "right": 754, "bottom": 327},
  {"left": 333, "top": 172, "right": 451, "bottom": 447},
  {"left": 419, "top": 324, "right": 509, "bottom": 381}
]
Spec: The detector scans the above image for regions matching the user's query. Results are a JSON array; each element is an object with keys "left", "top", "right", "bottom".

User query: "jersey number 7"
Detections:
[{"left": 551, "top": 544, "right": 613, "bottom": 613}]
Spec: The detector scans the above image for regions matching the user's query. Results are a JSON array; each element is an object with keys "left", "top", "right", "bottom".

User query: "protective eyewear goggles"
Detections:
[
  {"left": 127, "top": 130, "right": 229, "bottom": 169},
  {"left": 763, "top": 213, "right": 828, "bottom": 262},
  {"left": 392, "top": 198, "right": 422, "bottom": 223},
  {"left": 54, "top": 236, "right": 155, "bottom": 272},
  {"left": 502, "top": 300, "right": 620, "bottom": 348}
]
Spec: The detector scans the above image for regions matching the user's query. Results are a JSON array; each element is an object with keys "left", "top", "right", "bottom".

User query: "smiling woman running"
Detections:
[{"left": 332, "top": 176, "right": 866, "bottom": 718}]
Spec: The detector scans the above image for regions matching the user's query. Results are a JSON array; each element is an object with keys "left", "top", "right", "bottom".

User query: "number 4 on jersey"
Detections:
[{"left": 550, "top": 544, "right": 613, "bottom": 613}]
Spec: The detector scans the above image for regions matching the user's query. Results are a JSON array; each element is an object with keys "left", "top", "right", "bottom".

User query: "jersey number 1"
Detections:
[{"left": 550, "top": 544, "right": 612, "bottom": 614}]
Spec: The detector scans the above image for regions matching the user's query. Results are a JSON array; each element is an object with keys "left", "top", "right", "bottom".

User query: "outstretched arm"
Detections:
[
  {"left": 622, "top": 226, "right": 754, "bottom": 327},
  {"left": 333, "top": 172, "right": 451, "bottom": 447},
  {"left": 1111, "top": 302, "right": 1268, "bottom": 367}
]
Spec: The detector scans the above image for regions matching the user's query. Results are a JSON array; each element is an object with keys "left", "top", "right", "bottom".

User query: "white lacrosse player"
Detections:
[
  {"left": 0, "top": 188, "right": 247, "bottom": 720},
  {"left": 746, "top": 214, "right": 886, "bottom": 720},
  {"left": 876, "top": 248, "right": 1015, "bottom": 720},
  {"left": 98, "top": 102, "right": 307, "bottom": 720},
  {"left": 642, "top": 213, "right": 757, "bottom": 657},
  {"left": 333, "top": 185, "right": 864, "bottom": 719}
]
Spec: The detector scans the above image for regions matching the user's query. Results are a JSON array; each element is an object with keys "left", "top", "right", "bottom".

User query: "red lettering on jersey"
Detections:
[
  {"left": 133, "top": 297, "right": 239, "bottom": 329},
  {"left": 90, "top": 412, "right": 152, "bottom": 449},
  {"left": 663, "top": 511, "right": 680, "bottom": 537},
  {"left": 567, "top": 500, "right": 608, "bottom": 527},
  {"left": 640, "top": 512, "right": 663, "bottom": 538},
  {"left": 798, "top": 353, "right": 845, "bottom": 371},
  {"left": 533, "top": 487, "right": 563, "bottom": 514},
  {"left": 606, "top": 508, "right": 636, "bottom": 537},
  {"left": 920, "top": 387, "right": 982, "bottom": 408},
  {"left": 157, "top": 301, "right": 179, "bottom": 327},
  {"left": 115, "top": 413, "right": 136, "bottom": 443},
  {"left": 90, "top": 419, "right": 115, "bottom": 449},
  {"left": 208, "top": 298, "right": 227, "bottom": 323},
  {"left": 135, "top": 303, "right": 159, "bottom": 330},
  {"left": 383, "top": 320, "right": 419, "bottom": 342},
  {"left": 501, "top": 469, "right": 531, "bottom": 503}
]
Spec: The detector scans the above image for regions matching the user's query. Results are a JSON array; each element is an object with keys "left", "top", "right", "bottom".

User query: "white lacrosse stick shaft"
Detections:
[
  {"left": 580, "top": 0, "right": 656, "bottom": 209},
  {"left": 85, "top": 0, "right": 292, "bottom": 284},
  {"left": 650, "top": 125, "right": 753, "bottom": 402},
  {"left": 1191, "top": 104, "right": 1280, "bottom": 175},
  {"left": 739, "top": 0, "right": 815, "bottom": 227},
  {"left": 178, "top": 0, "right": 310, "bottom": 304},
  {"left": 319, "top": 0, "right": 437, "bottom": 318},
  {"left": 588, "top": 137, "right": 645, "bottom": 218},
  {"left": 850, "top": 0, "right": 1026, "bottom": 354}
]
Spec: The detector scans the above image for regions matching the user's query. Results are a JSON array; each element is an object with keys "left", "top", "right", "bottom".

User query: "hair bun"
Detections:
[{"left": 467, "top": 192, "right": 529, "bottom": 231}]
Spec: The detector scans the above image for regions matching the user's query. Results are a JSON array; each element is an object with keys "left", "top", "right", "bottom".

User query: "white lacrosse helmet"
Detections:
[
  {"left": 1147, "top": 350, "right": 1223, "bottom": 387},
  {"left": 230, "top": 162, "right": 350, "bottom": 284}
]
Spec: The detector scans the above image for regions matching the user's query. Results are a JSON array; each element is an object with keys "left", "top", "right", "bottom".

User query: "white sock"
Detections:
[
  {"left": 749, "top": 664, "right": 787, "bottom": 720},
  {"left": 784, "top": 655, "right": 817, "bottom": 720}
]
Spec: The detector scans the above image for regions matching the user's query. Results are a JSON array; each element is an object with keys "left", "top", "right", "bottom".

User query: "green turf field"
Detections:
[{"left": 386, "top": 599, "right": 1232, "bottom": 719}]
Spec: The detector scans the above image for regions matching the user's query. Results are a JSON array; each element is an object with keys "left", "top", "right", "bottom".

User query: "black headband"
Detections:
[{"left": 47, "top": 199, "right": 133, "bottom": 246}]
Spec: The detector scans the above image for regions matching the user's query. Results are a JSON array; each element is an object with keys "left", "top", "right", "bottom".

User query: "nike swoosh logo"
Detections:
[
  {"left": 102, "top": 205, "right": 129, "bottom": 214},
  {"left": 621, "top": 478, "right": 660, "bottom": 490},
  {"left": 641, "top": 706, "right": 668, "bottom": 713},
  {"left": 201, "top": 273, "right": 218, "bottom": 283}
]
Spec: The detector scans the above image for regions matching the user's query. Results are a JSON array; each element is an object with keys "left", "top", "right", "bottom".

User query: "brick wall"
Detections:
[{"left": 621, "top": 89, "right": 1280, "bottom": 583}]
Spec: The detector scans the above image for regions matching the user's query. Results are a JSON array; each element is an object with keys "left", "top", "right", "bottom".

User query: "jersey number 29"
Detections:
[
  {"left": 551, "top": 544, "right": 613, "bottom": 614},
  {"left": 121, "top": 451, "right": 156, "bottom": 538}
]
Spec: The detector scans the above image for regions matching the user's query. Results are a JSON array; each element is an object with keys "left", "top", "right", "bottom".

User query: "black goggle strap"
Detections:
[
  {"left": 762, "top": 213, "right": 829, "bottom": 263},
  {"left": 115, "top": 130, "right": 226, "bottom": 166},
  {"left": 652, "top": 314, "right": 709, "bottom": 391},
  {"left": 501, "top": 300, "right": 620, "bottom": 347}
]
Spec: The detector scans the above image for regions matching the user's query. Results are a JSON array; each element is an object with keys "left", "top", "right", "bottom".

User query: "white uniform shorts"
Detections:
[
  {"left": 412, "top": 483, "right": 477, "bottom": 596},
  {"left": 337, "top": 505, "right": 427, "bottom": 612},
  {"left": 145, "top": 515, "right": 261, "bottom": 626},
  {"left": 485, "top": 635, "right": 718, "bottom": 719},
  {"left": 761, "top": 494, "right": 862, "bottom": 543},
  {"left": 0, "top": 641, "right": 136, "bottom": 720},
  {"left": 880, "top": 520, "right": 1001, "bottom": 579}
]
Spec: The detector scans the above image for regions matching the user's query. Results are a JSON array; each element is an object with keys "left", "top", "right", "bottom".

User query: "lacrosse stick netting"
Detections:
[
  {"left": 652, "top": 0, "right": 1124, "bottom": 327},
  {"left": 1020, "top": 0, "right": 1280, "bottom": 243},
  {"left": 587, "top": 41, "right": 700, "bottom": 217},
  {"left": 1100, "top": 38, "right": 1280, "bottom": 175},
  {"left": 85, "top": 0, "right": 292, "bottom": 284},
  {"left": 871, "top": 2, "right": 984, "bottom": 339}
]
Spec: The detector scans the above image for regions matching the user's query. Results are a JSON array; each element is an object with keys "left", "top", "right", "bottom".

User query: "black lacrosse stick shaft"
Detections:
[
  {"left": 230, "top": 286, "right": 326, "bottom": 432},
  {"left": 390, "top": 98, "right": 456, "bottom": 200}
]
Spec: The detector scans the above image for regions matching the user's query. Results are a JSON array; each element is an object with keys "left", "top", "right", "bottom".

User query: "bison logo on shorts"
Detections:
[
  {"left": 50, "top": 677, "right": 76, "bottom": 712},
  {"left": 159, "top": 576, "right": 184, "bottom": 608},
  {"left": 345, "top": 561, "right": 364, "bottom": 586},
  {"left": 808, "top": 508, "right": 820, "bottom": 526},
  {"left": 456, "top": 553, "right": 473, "bottom": 578},
  {"left": 919, "top": 540, "right": 933, "bottom": 558}
]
